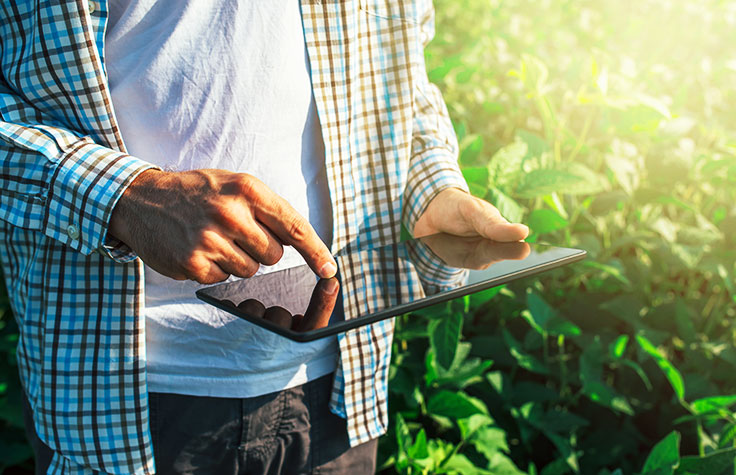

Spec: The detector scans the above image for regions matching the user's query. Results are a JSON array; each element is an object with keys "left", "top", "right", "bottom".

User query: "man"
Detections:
[{"left": 0, "top": 0, "right": 528, "bottom": 473}]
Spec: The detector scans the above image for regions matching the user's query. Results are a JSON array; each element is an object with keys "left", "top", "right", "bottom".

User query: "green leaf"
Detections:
[
  {"left": 407, "top": 429, "right": 430, "bottom": 460},
  {"left": 462, "top": 166, "right": 489, "bottom": 186},
  {"left": 427, "top": 390, "right": 489, "bottom": 420},
  {"left": 487, "top": 452, "right": 527, "bottom": 475},
  {"left": 487, "top": 140, "right": 527, "bottom": 189},
  {"left": 690, "top": 395, "right": 736, "bottom": 415},
  {"left": 458, "top": 414, "right": 495, "bottom": 440},
  {"left": 468, "top": 285, "right": 504, "bottom": 309},
  {"left": 675, "top": 447, "right": 736, "bottom": 474},
  {"left": 528, "top": 208, "right": 569, "bottom": 235},
  {"left": 516, "top": 129, "right": 550, "bottom": 159},
  {"left": 516, "top": 169, "right": 586, "bottom": 198},
  {"left": 488, "top": 187, "right": 525, "bottom": 224},
  {"left": 433, "top": 357, "right": 493, "bottom": 389},
  {"left": 502, "top": 329, "right": 550, "bottom": 374},
  {"left": 429, "top": 313, "right": 463, "bottom": 371},
  {"left": 395, "top": 413, "right": 411, "bottom": 454},
  {"left": 471, "top": 426, "right": 510, "bottom": 462},
  {"left": 442, "top": 453, "right": 489, "bottom": 474},
  {"left": 515, "top": 163, "right": 606, "bottom": 199},
  {"left": 460, "top": 135, "right": 484, "bottom": 165},
  {"left": 636, "top": 335, "right": 685, "bottom": 401},
  {"left": 718, "top": 423, "right": 736, "bottom": 449},
  {"left": 610, "top": 335, "right": 629, "bottom": 360},
  {"left": 641, "top": 431, "right": 680, "bottom": 475},
  {"left": 524, "top": 293, "right": 581, "bottom": 337}
]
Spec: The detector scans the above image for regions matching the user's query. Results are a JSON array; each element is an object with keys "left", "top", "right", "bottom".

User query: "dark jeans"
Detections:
[{"left": 22, "top": 374, "right": 377, "bottom": 474}]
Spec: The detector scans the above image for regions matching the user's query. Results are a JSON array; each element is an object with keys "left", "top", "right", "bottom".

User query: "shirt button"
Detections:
[
  {"left": 67, "top": 224, "right": 80, "bottom": 240},
  {"left": 88, "top": 1, "right": 96, "bottom": 13}
]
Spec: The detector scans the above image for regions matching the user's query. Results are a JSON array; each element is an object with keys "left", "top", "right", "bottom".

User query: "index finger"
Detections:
[{"left": 251, "top": 187, "right": 337, "bottom": 278}]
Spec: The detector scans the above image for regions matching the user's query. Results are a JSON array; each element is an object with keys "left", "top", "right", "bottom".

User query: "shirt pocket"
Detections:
[{"left": 358, "top": 0, "right": 421, "bottom": 25}]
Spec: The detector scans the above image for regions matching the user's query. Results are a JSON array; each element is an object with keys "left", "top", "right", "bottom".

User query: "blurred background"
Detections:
[
  {"left": 2, "top": 0, "right": 735, "bottom": 473},
  {"left": 378, "top": 0, "right": 736, "bottom": 473}
]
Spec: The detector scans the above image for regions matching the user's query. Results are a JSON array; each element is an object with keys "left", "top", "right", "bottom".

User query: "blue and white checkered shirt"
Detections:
[{"left": 0, "top": 1, "right": 468, "bottom": 473}]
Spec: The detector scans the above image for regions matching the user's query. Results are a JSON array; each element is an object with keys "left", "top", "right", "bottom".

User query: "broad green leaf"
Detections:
[
  {"left": 427, "top": 390, "right": 489, "bottom": 419},
  {"left": 690, "top": 395, "right": 736, "bottom": 415},
  {"left": 441, "top": 453, "right": 489, "bottom": 474},
  {"left": 468, "top": 285, "right": 504, "bottom": 309},
  {"left": 395, "top": 413, "right": 411, "bottom": 454},
  {"left": 636, "top": 335, "right": 686, "bottom": 400},
  {"left": 433, "top": 358, "right": 493, "bottom": 389},
  {"left": 458, "top": 414, "right": 494, "bottom": 440},
  {"left": 460, "top": 135, "right": 484, "bottom": 165},
  {"left": 502, "top": 330, "right": 550, "bottom": 375},
  {"left": 532, "top": 408, "right": 590, "bottom": 434},
  {"left": 407, "top": 429, "right": 429, "bottom": 460},
  {"left": 675, "top": 447, "right": 736, "bottom": 474},
  {"left": 487, "top": 140, "right": 527, "bottom": 188},
  {"left": 528, "top": 208, "right": 569, "bottom": 235},
  {"left": 488, "top": 187, "right": 525, "bottom": 224},
  {"left": 581, "top": 380, "right": 634, "bottom": 415},
  {"left": 462, "top": 166, "right": 489, "bottom": 186},
  {"left": 560, "top": 162, "right": 608, "bottom": 195},
  {"left": 516, "top": 163, "right": 606, "bottom": 199},
  {"left": 525, "top": 292, "right": 557, "bottom": 330},
  {"left": 516, "top": 129, "right": 550, "bottom": 159},
  {"left": 487, "top": 453, "right": 527, "bottom": 475},
  {"left": 471, "top": 427, "right": 509, "bottom": 462},
  {"left": 524, "top": 293, "right": 581, "bottom": 337},
  {"left": 641, "top": 431, "right": 680, "bottom": 475},
  {"left": 516, "top": 169, "right": 587, "bottom": 198},
  {"left": 429, "top": 313, "right": 463, "bottom": 371},
  {"left": 718, "top": 423, "right": 736, "bottom": 448}
]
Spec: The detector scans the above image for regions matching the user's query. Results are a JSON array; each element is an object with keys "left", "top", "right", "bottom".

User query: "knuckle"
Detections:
[
  {"left": 196, "top": 229, "right": 219, "bottom": 249},
  {"left": 285, "top": 216, "right": 308, "bottom": 242},
  {"left": 182, "top": 255, "right": 210, "bottom": 281},
  {"left": 237, "top": 173, "right": 262, "bottom": 198}
]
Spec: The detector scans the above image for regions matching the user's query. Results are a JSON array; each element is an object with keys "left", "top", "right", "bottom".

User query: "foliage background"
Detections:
[
  {"left": 378, "top": 0, "right": 736, "bottom": 474},
  {"left": 2, "top": 0, "right": 736, "bottom": 473}
]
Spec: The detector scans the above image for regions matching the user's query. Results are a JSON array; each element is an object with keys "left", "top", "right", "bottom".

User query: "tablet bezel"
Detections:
[{"left": 196, "top": 241, "right": 586, "bottom": 342}]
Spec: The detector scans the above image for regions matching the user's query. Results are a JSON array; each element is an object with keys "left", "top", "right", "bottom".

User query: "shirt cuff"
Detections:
[
  {"left": 402, "top": 147, "right": 470, "bottom": 236},
  {"left": 44, "top": 137, "right": 157, "bottom": 261}
]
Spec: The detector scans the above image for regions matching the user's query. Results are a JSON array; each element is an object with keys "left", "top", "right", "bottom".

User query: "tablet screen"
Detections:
[{"left": 196, "top": 234, "right": 586, "bottom": 341}]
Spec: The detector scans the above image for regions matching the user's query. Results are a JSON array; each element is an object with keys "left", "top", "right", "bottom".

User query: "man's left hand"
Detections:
[{"left": 413, "top": 188, "right": 529, "bottom": 241}]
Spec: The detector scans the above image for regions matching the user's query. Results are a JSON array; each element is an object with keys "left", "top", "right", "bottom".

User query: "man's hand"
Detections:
[
  {"left": 413, "top": 188, "right": 529, "bottom": 241},
  {"left": 109, "top": 169, "right": 337, "bottom": 284}
]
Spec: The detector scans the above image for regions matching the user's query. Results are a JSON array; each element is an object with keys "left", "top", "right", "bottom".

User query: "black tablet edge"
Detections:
[{"left": 197, "top": 247, "right": 587, "bottom": 343}]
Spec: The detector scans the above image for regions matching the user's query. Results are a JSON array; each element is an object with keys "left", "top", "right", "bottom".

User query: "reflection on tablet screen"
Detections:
[{"left": 196, "top": 234, "right": 585, "bottom": 341}]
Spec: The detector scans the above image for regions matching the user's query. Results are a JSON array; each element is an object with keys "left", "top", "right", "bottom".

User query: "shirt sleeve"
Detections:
[
  {"left": 0, "top": 81, "right": 156, "bottom": 262},
  {"left": 402, "top": 1, "right": 470, "bottom": 235}
]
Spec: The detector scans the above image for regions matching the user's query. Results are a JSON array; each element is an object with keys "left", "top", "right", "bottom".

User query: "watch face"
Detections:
[{"left": 196, "top": 234, "right": 586, "bottom": 342}]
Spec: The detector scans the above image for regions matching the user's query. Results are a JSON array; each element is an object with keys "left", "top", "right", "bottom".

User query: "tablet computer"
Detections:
[{"left": 196, "top": 234, "right": 586, "bottom": 342}]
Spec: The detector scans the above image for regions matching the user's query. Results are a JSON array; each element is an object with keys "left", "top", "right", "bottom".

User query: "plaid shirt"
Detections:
[{"left": 0, "top": 1, "right": 467, "bottom": 473}]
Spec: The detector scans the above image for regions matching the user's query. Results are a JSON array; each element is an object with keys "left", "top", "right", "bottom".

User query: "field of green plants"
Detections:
[
  {"left": 1, "top": 0, "right": 735, "bottom": 473},
  {"left": 377, "top": 0, "right": 736, "bottom": 473}
]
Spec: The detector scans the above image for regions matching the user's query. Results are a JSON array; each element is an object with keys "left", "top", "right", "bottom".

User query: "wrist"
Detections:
[
  {"left": 109, "top": 168, "right": 167, "bottom": 244},
  {"left": 413, "top": 187, "right": 467, "bottom": 237}
]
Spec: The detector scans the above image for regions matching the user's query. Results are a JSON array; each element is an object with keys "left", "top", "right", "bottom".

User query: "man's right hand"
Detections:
[{"left": 109, "top": 169, "right": 337, "bottom": 284}]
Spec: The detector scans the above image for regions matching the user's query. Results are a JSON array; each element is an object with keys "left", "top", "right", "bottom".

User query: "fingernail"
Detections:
[
  {"left": 324, "top": 278, "right": 339, "bottom": 294},
  {"left": 319, "top": 261, "right": 337, "bottom": 278}
]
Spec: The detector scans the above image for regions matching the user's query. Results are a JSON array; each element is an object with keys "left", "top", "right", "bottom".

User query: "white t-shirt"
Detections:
[{"left": 105, "top": 0, "right": 337, "bottom": 397}]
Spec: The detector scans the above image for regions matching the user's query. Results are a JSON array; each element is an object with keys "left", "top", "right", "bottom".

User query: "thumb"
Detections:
[{"left": 467, "top": 199, "right": 529, "bottom": 242}]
